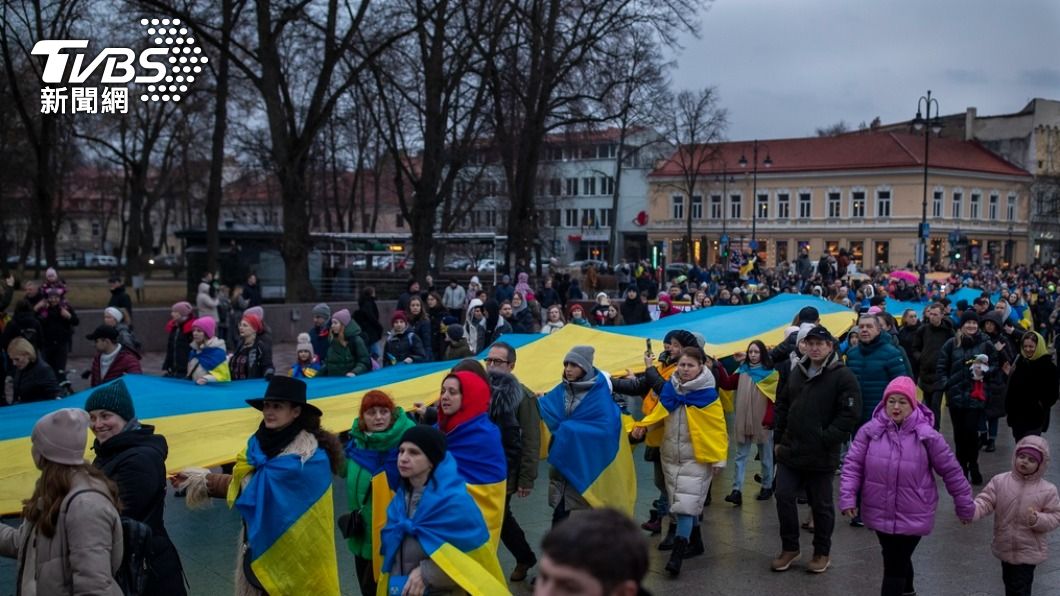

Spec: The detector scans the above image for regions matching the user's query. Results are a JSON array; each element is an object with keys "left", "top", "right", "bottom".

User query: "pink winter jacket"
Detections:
[
  {"left": 839, "top": 400, "right": 975, "bottom": 535},
  {"left": 973, "top": 435, "right": 1060, "bottom": 565}
]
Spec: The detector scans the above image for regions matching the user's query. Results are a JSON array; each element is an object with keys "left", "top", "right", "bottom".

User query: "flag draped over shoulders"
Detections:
[
  {"left": 379, "top": 453, "right": 507, "bottom": 596},
  {"left": 735, "top": 363, "right": 779, "bottom": 403},
  {"left": 539, "top": 371, "right": 636, "bottom": 515},
  {"left": 637, "top": 377, "right": 728, "bottom": 464},
  {"left": 227, "top": 434, "right": 339, "bottom": 595},
  {"left": 441, "top": 413, "right": 507, "bottom": 550}
]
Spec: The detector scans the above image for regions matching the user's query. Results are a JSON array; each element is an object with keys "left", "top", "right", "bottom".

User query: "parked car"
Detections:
[
  {"left": 5, "top": 256, "right": 38, "bottom": 267},
  {"left": 445, "top": 257, "right": 474, "bottom": 271},
  {"left": 477, "top": 259, "right": 499, "bottom": 272},
  {"left": 88, "top": 255, "right": 119, "bottom": 267},
  {"left": 665, "top": 262, "right": 692, "bottom": 279},
  {"left": 565, "top": 259, "right": 609, "bottom": 273}
]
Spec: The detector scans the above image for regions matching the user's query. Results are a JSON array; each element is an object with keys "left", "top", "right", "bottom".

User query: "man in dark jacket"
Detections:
[
  {"left": 770, "top": 306, "right": 819, "bottom": 364},
  {"left": 844, "top": 313, "right": 909, "bottom": 425},
  {"left": 484, "top": 342, "right": 542, "bottom": 582},
  {"left": 619, "top": 285, "right": 651, "bottom": 325},
  {"left": 771, "top": 326, "right": 861, "bottom": 575},
  {"left": 382, "top": 310, "right": 427, "bottom": 365},
  {"left": 37, "top": 289, "right": 79, "bottom": 385},
  {"left": 87, "top": 325, "right": 143, "bottom": 387},
  {"left": 107, "top": 277, "right": 134, "bottom": 322},
  {"left": 911, "top": 303, "right": 954, "bottom": 430}
]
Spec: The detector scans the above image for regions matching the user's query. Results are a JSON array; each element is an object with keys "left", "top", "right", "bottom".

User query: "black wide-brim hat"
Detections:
[{"left": 246, "top": 376, "right": 322, "bottom": 417}]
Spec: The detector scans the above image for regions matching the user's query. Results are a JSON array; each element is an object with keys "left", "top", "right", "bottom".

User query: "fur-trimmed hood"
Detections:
[{"left": 487, "top": 370, "right": 524, "bottom": 423}]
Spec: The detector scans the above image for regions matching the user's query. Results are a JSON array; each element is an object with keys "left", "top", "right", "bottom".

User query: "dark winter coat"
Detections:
[
  {"left": 0, "top": 311, "right": 44, "bottom": 353},
  {"left": 897, "top": 322, "right": 921, "bottom": 378},
  {"left": 475, "top": 318, "right": 513, "bottom": 353},
  {"left": 90, "top": 345, "right": 143, "bottom": 387},
  {"left": 229, "top": 337, "right": 274, "bottom": 380},
  {"left": 1005, "top": 349, "right": 1059, "bottom": 433},
  {"left": 620, "top": 298, "right": 651, "bottom": 325},
  {"left": 486, "top": 372, "right": 525, "bottom": 491},
  {"left": 309, "top": 324, "right": 330, "bottom": 363},
  {"left": 384, "top": 328, "right": 427, "bottom": 366},
  {"left": 12, "top": 359, "right": 61, "bottom": 403},
  {"left": 409, "top": 316, "right": 434, "bottom": 360},
  {"left": 321, "top": 325, "right": 372, "bottom": 377},
  {"left": 935, "top": 332, "right": 1002, "bottom": 410},
  {"left": 774, "top": 352, "right": 862, "bottom": 473},
  {"left": 38, "top": 303, "right": 79, "bottom": 349},
  {"left": 93, "top": 425, "right": 186, "bottom": 596},
  {"left": 510, "top": 307, "right": 536, "bottom": 334},
  {"left": 107, "top": 285, "right": 133, "bottom": 317},
  {"left": 537, "top": 287, "right": 560, "bottom": 310},
  {"left": 844, "top": 331, "right": 909, "bottom": 423},
  {"left": 912, "top": 317, "right": 955, "bottom": 393},
  {"left": 162, "top": 317, "right": 196, "bottom": 378}
]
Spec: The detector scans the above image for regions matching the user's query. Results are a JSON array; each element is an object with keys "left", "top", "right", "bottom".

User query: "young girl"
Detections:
[
  {"left": 289, "top": 333, "right": 322, "bottom": 379},
  {"left": 542, "top": 305, "right": 566, "bottom": 335},
  {"left": 187, "top": 316, "right": 231, "bottom": 384},
  {"left": 567, "top": 304, "right": 591, "bottom": 328},
  {"left": 973, "top": 435, "right": 1060, "bottom": 596}
]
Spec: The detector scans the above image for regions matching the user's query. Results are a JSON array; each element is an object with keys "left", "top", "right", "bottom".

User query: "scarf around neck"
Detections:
[{"left": 254, "top": 419, "right": 304, "bottom": 459}]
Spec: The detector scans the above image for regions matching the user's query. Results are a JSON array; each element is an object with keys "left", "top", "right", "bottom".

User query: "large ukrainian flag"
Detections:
[
  {"left": 539, "top": 371, "right": 636, "bottom": 515},
  {"left": 444, "top": 413, "right": 507, "bottom": 551},
  {"left": 227, "top": 435, "right": 339, "bottom": 595},
  {"left": 378, "top": 452, "right": 507, "bottom": 595}
]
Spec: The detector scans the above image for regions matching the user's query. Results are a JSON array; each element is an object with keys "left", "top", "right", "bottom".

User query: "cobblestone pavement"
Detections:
[{"left": 3, "top": 349, "right": 1060, "bottom": 595}]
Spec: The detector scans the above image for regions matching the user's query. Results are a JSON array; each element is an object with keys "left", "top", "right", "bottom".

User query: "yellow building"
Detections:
[{"left": 647, "top": 131, "right": 1033, "bottom": 268}]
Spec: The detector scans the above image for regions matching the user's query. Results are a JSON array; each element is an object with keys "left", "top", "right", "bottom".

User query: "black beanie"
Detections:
[
  {"left": 959, "top": 310, "right": 980, "bottom": 327},
  {"left": 400, "top": 425, "right": 447, "bottom": 468},
  {"left": 797, "top": 306, "right": 820, "bottom": 324},
  {"left": 667, "top": 330, "right": 698, "bottom": 349}
]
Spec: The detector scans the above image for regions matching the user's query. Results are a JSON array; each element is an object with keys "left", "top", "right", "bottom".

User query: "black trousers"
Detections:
[
  {"left": 353, "top": 555, "right": 377, "bottom": 596},
  {"left": 922, "top": 390, "right": 943, "bottom": 431},
  {"left": 1001, "top": 562, "right": 1035, "bottom": 596},
  {"left": 876, "top": 532, "right": 921, "bottom": 596},
  {"left": 949, "top": 407, "right": 981, "bottom": 471},
  {"left": 1011, "top": 426, "right": 1042, "bottom": 443},
  {"left": 500, "top": 493, "right": 536, "bottom": 566},
  {"left": 775, "top": 463, "right": 835, "bottom": 556},
  {"left": 42, "top": 344, "right": 68, "bottom": 376}
]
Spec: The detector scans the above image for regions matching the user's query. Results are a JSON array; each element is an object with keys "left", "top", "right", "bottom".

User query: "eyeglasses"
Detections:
[{"left": 484, "top": 358, "right": 509, "bottom": 366}]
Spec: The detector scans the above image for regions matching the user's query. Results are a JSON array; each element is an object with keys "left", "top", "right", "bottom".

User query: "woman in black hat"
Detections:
[{"left": 171, "top": 377, "right": 344, "bottom": 595}]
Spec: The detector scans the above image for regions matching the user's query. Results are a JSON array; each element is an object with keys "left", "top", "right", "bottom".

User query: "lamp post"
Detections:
[
  {"left": 738, "top": 140, "right": 772, "bottom": 256},
  {"left": 912, "top": 91, "right": 942, "bottom": 284},
  {"left": 715, "top": 171, "right": 734, "bottom": 263}
]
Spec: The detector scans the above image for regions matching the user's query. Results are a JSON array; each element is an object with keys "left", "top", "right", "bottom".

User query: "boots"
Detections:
[
  {"left": 684, "top": 524, "right": 705, "bottom": 558},
  {"left": 658, "top": 520, "right": 677, "bottom": 551},
  {"left": 984, "top": 438, "right": 996, "bottom": 452},
  {"left": 969, "top": 463, "right": 983, "bottom": 485},
  {"left": 724, "top": 489, "right": 743, "bottom": 507},
  {"left": 665, "top": 537, "right": 688, "bottom": 576},
  {"left": 978, "top": 432, "right": 989, "bottom": 449},
  {"left": 641, "top": 509, "right": 662, "bottom": 534}
]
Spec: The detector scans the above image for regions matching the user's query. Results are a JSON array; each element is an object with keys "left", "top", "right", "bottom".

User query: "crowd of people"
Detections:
[{"left": 3, "top": 252, "right": 1060, "bottom": 595}]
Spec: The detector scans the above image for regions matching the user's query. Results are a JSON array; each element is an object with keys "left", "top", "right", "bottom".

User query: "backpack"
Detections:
[{"left": 64, "top": 489, "right": 153, "bottom": 596}]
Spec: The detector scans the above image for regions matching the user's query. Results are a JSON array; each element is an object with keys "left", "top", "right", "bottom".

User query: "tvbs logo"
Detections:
[{"left": 31, "top": 18, "right": 206, "bottom": 114}]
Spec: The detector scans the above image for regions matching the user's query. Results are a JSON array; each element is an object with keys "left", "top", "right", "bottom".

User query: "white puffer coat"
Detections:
[{"left": 662, "top": 368, "right": 720, "bottom": 517}]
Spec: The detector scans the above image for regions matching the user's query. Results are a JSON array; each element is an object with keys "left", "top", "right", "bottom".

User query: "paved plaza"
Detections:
[{"left": 1, "top": 346, "right": 1059, "bottom": 595}]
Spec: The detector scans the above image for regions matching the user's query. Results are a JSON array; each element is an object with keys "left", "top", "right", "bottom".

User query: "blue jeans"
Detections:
[
  {"left": 675, "top": 513, "right": 699, "bottom": 539},
  {"left": 732, "top": 431, "right": 774, "bottom": 491}
]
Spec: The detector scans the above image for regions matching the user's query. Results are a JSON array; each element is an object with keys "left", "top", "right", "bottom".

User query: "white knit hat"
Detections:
[{"left": 296, "top": 332, "right": 314, "bottom": 357}]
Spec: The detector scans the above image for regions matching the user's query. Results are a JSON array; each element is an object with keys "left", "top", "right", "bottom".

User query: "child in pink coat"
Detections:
[
  {"left": 973, "top": 435, "right": 1060, "bottom": 596},
  {"left": 840, "top": 376, "right": 975, "bottom": 596}
]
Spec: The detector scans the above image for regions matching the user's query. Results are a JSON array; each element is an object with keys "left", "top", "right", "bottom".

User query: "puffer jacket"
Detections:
[
  {"left": 935, "top": 331, "right": 1001, "bottom": 410},
  {"left": 839, "top": 399, "right": 974, "bottom": 536},
  {"left": 660, "top": 368, "right": 723, "bottom": 517},
  {"left": 844, "top": 331, "right": 910, "bottom": 423},
  {"left": 973, "top": 435, "right": 1060, "bottom": 565},
  {"left": 486, "top": 371, "right": 525, "bottom": 490},
  {"left": 912, "top": 317, "right": 954, "bottom": 392},
  {"left": 774, "top": 352, "right": 862, "bottom": 472},
  {"left": 90, "top": 345, "right": 143, "bottom": 387},
  {"left": 383, "top": 328, "right": 427, "bottom": 366},
  {"left": 196, "top": 283, "right": 219, "bottom": 320},
  {"left": 321, "top": 323, "right": 371, "bottom": 376},
  {"left": 12, "top": 359, "right": 61, "bottom": 403},
  {"left": 1005, "top": 335, "right": 1059, "bottom": 432},
  {"left": 0, "top": 470, "right": 123, "bottom": 596}
]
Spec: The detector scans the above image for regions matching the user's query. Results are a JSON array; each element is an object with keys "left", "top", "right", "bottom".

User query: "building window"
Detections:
[
  {"left": 565, "top": 208, "right": 578, "bottom": 227},
  {"left": 549, "top": 178, "right": 562, "bottom": 196},
  {"left": 952, "top": 191, "right": 962, "bottom": 218},
  {"left": 850, "top": 241, "right": 864, "bottom": 266},
  {"left": 582, "top": 177, "right": 596, "bottom": 196},
  {"left": 875, "top": 241, "right": 890, "bottom": 265},
  {"left": 876, "top": 189, "right": 892, "bottom": 217},
  {"left": 730, "top": 194, "right": 742, "bottom": 219},
  {"left": 757, "top": 193, "right": 769, "bottom": 219},
  {"left": 970, "top": 192, "right": 981, "bottom": 219},
  {"left": 828, "top": 191, "right": 841, "bottom": 218},
  {"left": 565, "top": 178, "right": 579, "bottom": 196},
  {"left": 68, "top": 221, "right": 79, "bottom": 235},
  {"left": 599, "top": 209, "right": 613, "bottom": 228},
  {"left": 672, "top": 195, "right": 684, "bottom": 220},
  {"left": 91, "top": 222, "right": 101, "bottom": 237},
  {"left": 710, "top": 194, "right": 722, "bottom": 219},
  {"left": 601, "top": 176, "right": 615, "bottom": 196},
  {"left": 691, "top": 195, "right": 703, "bottom": 219},
  {"left": 798, "top": 192, "right": 812, "bottom": 218},
  {"left": 775, "top": 240, "right": 788, "bottom": 263},
  {"left": 581, "top": 209, "right": 595, "bottom": 227},
  {"left": 776, "top": 193, "right": 790, "bottom": 219},
  {"left": 989, "top": 193, "right": 999, "bottom": 220},
  {"left": 851, "top": 190, "right": 866, "bottom": 218},
  {"left": 1007, "top": 194, "right": 1017, "bottom": 221},
  {"left": 932, "top": 189, "right": 943, "bottom": 218}
]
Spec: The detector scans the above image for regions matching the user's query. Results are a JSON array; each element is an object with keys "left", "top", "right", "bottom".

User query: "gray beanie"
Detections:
[
  {"left": 31, "top": 408, "right": 89, "bottom": 466},
  {"left": 312, "top": 303, "right": 331, "bottom": 319},
  {"left": 563, "top": 345, "right": 595, "bottom": 376}
]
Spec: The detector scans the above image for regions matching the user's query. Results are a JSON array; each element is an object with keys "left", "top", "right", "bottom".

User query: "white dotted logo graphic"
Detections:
[{"left": 138, "top": 18, "right": 206, "bottom": 103}]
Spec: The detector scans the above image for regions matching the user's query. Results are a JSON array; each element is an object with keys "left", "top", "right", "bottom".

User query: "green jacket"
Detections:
[
  {"left": 515, "top": 383, "right": 542, "bottom": 491},
  {"left": 321, "top": 322, "right": 372, "bottom": 376},
  {"left": 344, "top": 408, "right": 415, "bottom": 558}
]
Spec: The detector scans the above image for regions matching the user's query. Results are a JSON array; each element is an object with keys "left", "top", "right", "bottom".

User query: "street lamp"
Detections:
[
  {"left": 715, "top": 171, "right": 734, "bottom": 263},
  {"left": 912, "top": 90, "right": 943, "bottom": 284},
  {"left": 738, "top": 140, "right": 772, "bottom": 255}
]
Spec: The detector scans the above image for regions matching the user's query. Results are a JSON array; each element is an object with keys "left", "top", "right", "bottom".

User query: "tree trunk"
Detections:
[
  {"left": 205, "top": 0, "right": 233, "bottom": 275},
  {"left": 277, "top": 164, "right": 315, "bottom": 301}
]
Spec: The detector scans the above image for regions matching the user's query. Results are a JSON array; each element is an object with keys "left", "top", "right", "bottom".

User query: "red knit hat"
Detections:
[
  {"left": 391, "top": 310, "right": 409, "bottom": 324},
  {"left": 357, "top": 390, "right": 396, "bottom": 431},
  {"left": 437, "top": 371, "right": 490, "bottom": 434},
  {"left": 242, "top": 313, "right": 264, "bottom": 334}
]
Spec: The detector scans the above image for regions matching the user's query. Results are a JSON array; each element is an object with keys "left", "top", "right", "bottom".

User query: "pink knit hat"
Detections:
[
  {"left": 883, "top": 376, "right": 918, "bottom": 407},
  {"left": 192, "top": 316, "right": 216, "bottom": 339},
  {"left": 171, "top": 301, "right": 194, "bottom": 318}
]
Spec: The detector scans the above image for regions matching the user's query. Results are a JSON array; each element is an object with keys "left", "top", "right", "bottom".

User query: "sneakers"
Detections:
[
  {"left": 724, "top": 489, "right": 743, "bottom": 507},
  {"left": 509, "top": 562, "right": 533, "bottom": 582},
  {"left": 807, "top": 555, "right": 831, "bottom": 573},
  {"left": 770, "top": 550, "right": 800, "bottom": 572},
  {"left": 756, "top": 488, "right": 774, "bottom": 501},
  {"left": 849, "top": 515, "right": 864, "bottom": 528}
]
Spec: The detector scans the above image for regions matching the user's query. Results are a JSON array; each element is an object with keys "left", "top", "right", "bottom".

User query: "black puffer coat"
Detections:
[
  {"left": 911, "top": 317, "right": 954, "bottom": 392},
  {"left": 934, "top": 331, "right": 1002, "bottom": 410},
  {"left": 11, "top": 359, "right": 60, "bottom": 403},
  {"left": 1005, "top": 352, "right": 1059, "bottom": 432},
  {"left": 486, "top": 371, "right": 525, "bottom": 489},
  {"left": 93, "top": 425, "right": 186, "bottom": 595},
  {"left": 773, "top": 352, "right": 862, "bottom": 473}
]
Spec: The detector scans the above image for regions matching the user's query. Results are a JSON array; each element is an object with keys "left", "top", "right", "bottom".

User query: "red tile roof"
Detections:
[{"left": 650, "top": 131, "right": 1031, "bottom": 178}]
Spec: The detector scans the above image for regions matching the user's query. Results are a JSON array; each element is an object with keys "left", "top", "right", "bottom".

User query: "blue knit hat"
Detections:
[{"left": 84, "top": 380, "right": 135, "bottom": 421}]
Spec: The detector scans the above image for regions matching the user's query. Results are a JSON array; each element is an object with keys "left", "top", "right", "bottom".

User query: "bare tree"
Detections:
[
  {"left": 815, "top": 120, "right": 850, "bottom": 137},
  {"left": 658, "top": 87, "right": 727, "bottom": 264}
]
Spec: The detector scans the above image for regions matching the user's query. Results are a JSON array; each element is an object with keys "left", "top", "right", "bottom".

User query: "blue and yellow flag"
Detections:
[
  {"left": 379, "top": 453, "right": 507, "bottom": 595},
  {"left": 636, "top": 378, "right": 728, "bottom": 464},
  {"left": 735, "top": 364, "right": 780, "bottom": 403},
  {"left": 189, "top": 343, "right": 231, "bottom": 382},
  {"left": 539, "top": 371, "right": 636, "bottom": 515},
  {"left": 226, "top": 434, "right": 339, "bottom": 595},
  {"left": 443, "top": 413, "right": 507, "bottom": 551}
]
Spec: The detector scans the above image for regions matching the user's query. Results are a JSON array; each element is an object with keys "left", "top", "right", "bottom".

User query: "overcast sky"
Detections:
[{"left": 670, "top": 0, "right": 1060, "bottom": 141}]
